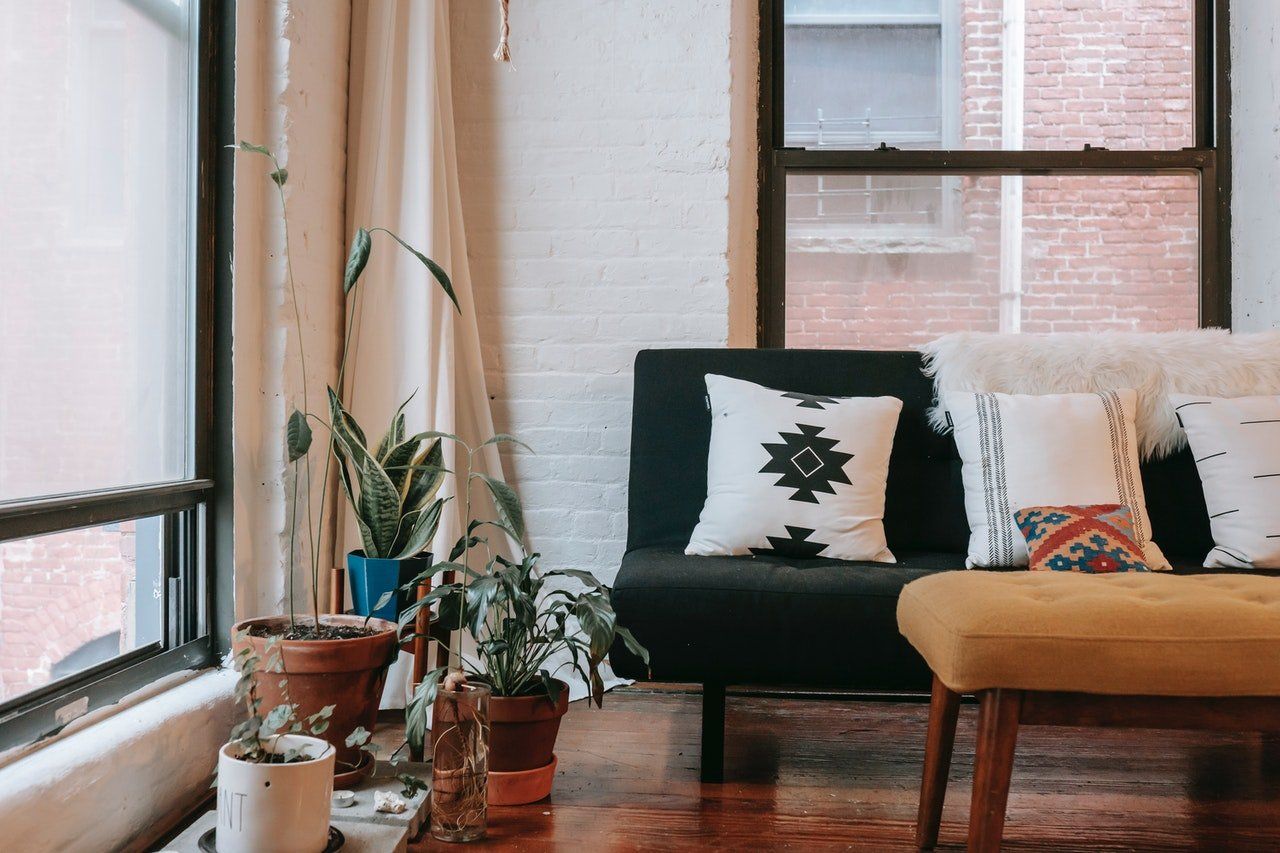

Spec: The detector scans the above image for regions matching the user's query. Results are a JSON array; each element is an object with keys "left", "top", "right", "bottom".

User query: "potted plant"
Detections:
[
  {"left": 230, "top": 142, "right": 459, "bottom": 782},
  {"left": 217, "top": 635, "right": 337, "bottom": 853},
  {"left": 393, "top": 436, "right": 650, "bottom": 809},
  {"left": 330, "top": 390, "right": 447, "bottom": 621}
]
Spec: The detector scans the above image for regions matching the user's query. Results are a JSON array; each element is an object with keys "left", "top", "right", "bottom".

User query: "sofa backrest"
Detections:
[{"left": 626, "top": 348, "right": 1214, "bottom": 563}]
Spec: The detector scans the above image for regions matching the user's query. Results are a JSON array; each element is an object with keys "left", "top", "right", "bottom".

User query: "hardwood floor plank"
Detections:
[{"left": 372, "top": 687, "right": 1280, "bottom": 851}]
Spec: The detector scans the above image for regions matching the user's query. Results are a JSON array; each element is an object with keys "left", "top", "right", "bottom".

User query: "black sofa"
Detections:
[{"left": 609, "top": 348, "right": 1215, "bottom": 781}]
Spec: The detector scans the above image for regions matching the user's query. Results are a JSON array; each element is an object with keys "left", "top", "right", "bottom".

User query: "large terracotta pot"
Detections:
[{"left": 231, "top": 615, "right": 398, "bottom": 778}]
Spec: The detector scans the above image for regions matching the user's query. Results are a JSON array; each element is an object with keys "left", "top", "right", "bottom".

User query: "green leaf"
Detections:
[
  {"left": 397, "top": 773, "right": 429, "bottom": 798},
  {"left": 236, "top": 140, "right": 271, "bottom": 156},
  {"left": 327, "top": 390, "right": 400, "bottom": 556},
  {"left": 401, "top": 439, "right": 445, "bottom": 511},
  {"left": 269, "top": 168, "right": 288, "bottom": 186},
  {"left": 574, "top": 593, "right": 617, "bottom": 663},
  {"left": 539, "top": 669, "right": 563, "bottom": 706},
  {"left": 261, "top": 704, "right": 293, "bottom": 737},
  {"left": 406, "top": 667, "right": 448, "bottom": 755},
  {"left": 370, "top": 589, "right": 396, "bottom": 614},
  {"left": 479, "top": 434, "right": 534, "bottom": 454},
  {"left": 374, "top": 228, "right": 460, "bottom": 312},
  {"left": 345, "top": 726, "right": 372, "bottom": 748},
  {"left": 545, "top": 568, "right": 608, "bottom": 593},
  {"left": 286, "top": 408, "right": 312, "bottom": 462},
  {"left": 343, "top": 228, "right": 372, "bottom": 294},
  {"left": 375, "top": 392, "right": 415, "bottom": 463},
  {"left": 615, "top": 625, "right": 650, "bottom": 668},
  {"left": 392, "top": 497, "right": 447, "bottom": 559},
  {"left": 465, "top": 575, "right": 502, "bottom": 638},
  {"left": 474, "top": 473, "right": 525, "bottom": 542}
]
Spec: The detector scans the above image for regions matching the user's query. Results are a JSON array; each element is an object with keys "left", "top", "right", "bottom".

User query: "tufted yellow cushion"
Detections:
[{"left": 897, "top": 572, "right": 1280, "bottom": 696}]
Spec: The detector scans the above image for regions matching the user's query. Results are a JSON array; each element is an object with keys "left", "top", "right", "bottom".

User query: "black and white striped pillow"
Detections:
[
  {"left": 947, "top": 390, "right": 1170, "bottom": 570},
  {"left": 1172, "top": 394, "right": 1280, "bottom": 569}
]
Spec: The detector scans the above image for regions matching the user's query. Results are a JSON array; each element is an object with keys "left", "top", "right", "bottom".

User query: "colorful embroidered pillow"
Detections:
[{"left": 1013, "top": 504, "right": 1150, "bottom": 573}]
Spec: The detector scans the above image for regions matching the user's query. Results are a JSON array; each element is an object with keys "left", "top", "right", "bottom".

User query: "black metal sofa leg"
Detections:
[{"left": 701, "top": 682, "right": 726, "bottom": 783}]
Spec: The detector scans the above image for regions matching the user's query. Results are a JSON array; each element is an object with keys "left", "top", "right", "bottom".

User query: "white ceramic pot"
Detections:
[{"left": 216, "top": 734, "right": 335, "bottom": 853}]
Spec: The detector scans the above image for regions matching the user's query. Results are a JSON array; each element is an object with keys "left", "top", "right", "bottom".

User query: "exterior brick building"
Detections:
[{"left": 785, "top": 0, "right": 1199, "bottom": 349}]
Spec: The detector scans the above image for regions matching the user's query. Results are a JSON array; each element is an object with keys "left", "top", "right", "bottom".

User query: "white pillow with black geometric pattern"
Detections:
[
  {"left": 686, "top": 374, "right": 903, "bottom": 562},
  {"left": 948, "top": 390, "right": 1171, "bottom": 570},
  {"left": 1171, "top": 394, "right": 1280, "bottom": 569}
]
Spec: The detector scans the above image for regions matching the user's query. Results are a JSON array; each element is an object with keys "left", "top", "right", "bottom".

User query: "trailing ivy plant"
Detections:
[
  {"left": 227, "top": 630, "right": 336, "bottom": 764},
  {"left": 232, "top": 141, "right": 459, "bottom": 636},
  {"left": 392, "top": 435, "right": 650, "bottom": 755}
]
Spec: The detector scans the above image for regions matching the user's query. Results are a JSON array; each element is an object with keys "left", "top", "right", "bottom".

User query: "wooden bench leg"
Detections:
[
  {"left": 968, "top": 688, "right": 1022, "bottom": 853},
  {"left": 917, "top": 675, "right": 962, "bottom": 850},
  {"left": 701, "top": 682, "right": 726, "bottom": 783}
]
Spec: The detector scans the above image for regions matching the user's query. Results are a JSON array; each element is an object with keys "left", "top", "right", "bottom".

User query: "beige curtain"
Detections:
[{"left": 342, "top": 0, "right": 505, "bottom": 707}]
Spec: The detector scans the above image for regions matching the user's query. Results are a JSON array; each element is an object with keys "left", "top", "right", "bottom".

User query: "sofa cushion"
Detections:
[
  {"left": 610, "top": 546, "right": 962, "bottom": 689},
  {"left": 898, "top": 571, "right": 1280, "bottom": 696},
  {"left": 687, "top": 374, "right": 903, "bottom": 562}
]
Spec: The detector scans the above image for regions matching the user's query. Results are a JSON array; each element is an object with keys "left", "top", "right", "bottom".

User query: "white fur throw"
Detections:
[{"left": 920, "top": 331, "right": 1280, "bottom": 459}]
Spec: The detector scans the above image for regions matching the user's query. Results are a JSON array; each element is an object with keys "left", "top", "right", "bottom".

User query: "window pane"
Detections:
[
  {"left": 783, "top": 0, "right": 1195, "bottom": 150},
  {"left": 0, "top": 517, "right": 165, "bottom": 702},
  {"left": 785, "top": 173, "right": 1200, "bottom": 348},
  {"left": 0, "top": 0, "right": 195, "bottom": 502}
]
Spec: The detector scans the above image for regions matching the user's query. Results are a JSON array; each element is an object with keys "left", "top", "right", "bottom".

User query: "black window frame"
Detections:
[
  {"left": 0, "top": 0, "right": 234, "bottom": 751},
  {"left": 757, "top": 0, "right": 1232, "bottom": 347}
]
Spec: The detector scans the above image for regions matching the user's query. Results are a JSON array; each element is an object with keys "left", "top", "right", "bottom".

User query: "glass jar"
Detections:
[{"left": 430, "top": 683, "right": 491, "bottom": 842}]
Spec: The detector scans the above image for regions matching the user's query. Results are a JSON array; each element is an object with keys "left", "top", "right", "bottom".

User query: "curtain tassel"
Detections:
[{"left": 493, "top": 0, "right": 511, "bottom": 63}]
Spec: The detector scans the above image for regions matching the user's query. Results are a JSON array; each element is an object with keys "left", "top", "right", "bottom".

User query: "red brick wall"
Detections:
[
  {"left": 786, "top": 0, "right": 1199, "bottom": 349},
  {"left": 0, "top": 524, "right": 136, "bottom": 701}
]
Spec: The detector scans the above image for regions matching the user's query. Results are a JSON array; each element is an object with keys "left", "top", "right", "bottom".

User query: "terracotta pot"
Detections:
[
  {"left": 231, "top": 614, "right": 398, "bottom": 775},
  {"left": 487, "top": 679, "right": 570, "bottom": 773},
  {"left": 489, "top": 754, "right": 557, "bottom": 806}
]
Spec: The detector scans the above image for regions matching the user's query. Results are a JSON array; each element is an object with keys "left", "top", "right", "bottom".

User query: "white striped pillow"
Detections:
[
  {"left": 947, "top": 390, "right": 1170, "bottom": 570},
  {"left": 1172, "top": 394, "right": 1280, "bottom": 569}
]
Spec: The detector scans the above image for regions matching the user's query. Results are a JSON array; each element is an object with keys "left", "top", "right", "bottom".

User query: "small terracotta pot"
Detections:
[
  {"left": 231, "top": 615, "right": 398, "bottom": 776},
  {"left": 489, "top": 754, "right": 558, "bottom": 806},
  {"left": 488, "top": 679, "right": 570, "bottom": 774}
]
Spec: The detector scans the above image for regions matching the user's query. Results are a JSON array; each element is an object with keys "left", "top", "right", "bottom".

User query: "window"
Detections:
[
  {"left": 0, "top": 0, "right": 229, "bottom": 747},
  {"left": 759, "top": 0, "right": 1229, "bottom": 348}
]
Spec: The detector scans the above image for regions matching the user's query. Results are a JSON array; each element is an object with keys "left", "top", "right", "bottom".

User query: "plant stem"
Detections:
[
  {"left": 268, "top": 151, "right": 318, "bottom": 630},
  {"left": 455, "top": 448, "right": 475, "bottom": 674}
]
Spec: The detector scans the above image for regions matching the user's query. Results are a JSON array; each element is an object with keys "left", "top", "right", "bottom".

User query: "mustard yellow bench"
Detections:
[{"left": 897, "top": 571, "right": 1280, "bottom": 852}]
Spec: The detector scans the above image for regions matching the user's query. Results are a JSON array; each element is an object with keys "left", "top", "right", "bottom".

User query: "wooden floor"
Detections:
[{"left": 380, "top": 686, "right": 1280, "bottom": 852}]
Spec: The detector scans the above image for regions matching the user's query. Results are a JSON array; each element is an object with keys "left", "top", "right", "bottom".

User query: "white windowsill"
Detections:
[
  {"left": 788, "top": 232, "right": 975, "bottom": 255},
  {"left": 0, "top": 667, "right": 236, "bottom": 851}
]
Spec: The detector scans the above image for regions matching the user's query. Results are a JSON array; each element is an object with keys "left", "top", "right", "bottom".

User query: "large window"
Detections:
[
  {"left": 759, "top": 0, "right": 1229, "bottom": 347},
  {"left": 0, "top": 0, "right": 229, "bottom": 747}
]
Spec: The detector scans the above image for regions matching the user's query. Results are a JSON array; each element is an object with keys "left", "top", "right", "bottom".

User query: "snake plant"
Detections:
[{"left": 327, "top": 390, "right": 449, "bottom": 560}]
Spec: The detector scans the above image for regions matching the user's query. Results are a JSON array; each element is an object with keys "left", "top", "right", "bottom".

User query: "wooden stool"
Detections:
[{"left": 897, "top": 571, "right": 1280, "bottom": 852}]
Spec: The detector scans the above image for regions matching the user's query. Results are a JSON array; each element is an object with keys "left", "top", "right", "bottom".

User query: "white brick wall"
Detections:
[{"left": 450, "top": 1, "right": 736, "bottom": 580}]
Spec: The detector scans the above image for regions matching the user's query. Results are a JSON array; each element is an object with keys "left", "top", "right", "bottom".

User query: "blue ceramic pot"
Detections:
[{"left": 346, "top": 551, "right": 433, "bottom": 620}]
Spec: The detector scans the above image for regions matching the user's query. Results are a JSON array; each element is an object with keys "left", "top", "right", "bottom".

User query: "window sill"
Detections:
[
  {"left": 0, "top": 667, "right": 235, "bottom": 851},
  {"left": 788, "top": 233, "right": 975, "bottom": 255}
]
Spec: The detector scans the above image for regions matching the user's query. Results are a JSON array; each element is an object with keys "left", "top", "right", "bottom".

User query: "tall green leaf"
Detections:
[
  {"left": 402, "top": 439, "right": 445, "bottom": 511},
  {"left": 376, "top": 391, "right": 416, "bottom": 462},
  {"left": 373, "top": 228, "right": 460, "bottom": 312},
  {"left": 474, "top": 473, "right": 525, "bottom": 542},
  {"left": 479, "top": 434, "right": 534, "bottom": 454},
  {"left": 392, "top": 497, "right": 447, "bottom": 559},
  {"left": 343, "top": 228, "right": 372, "bottom": 294},
  {"left": 286, "top": 408, "right": 312, "bottom": 462}
]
